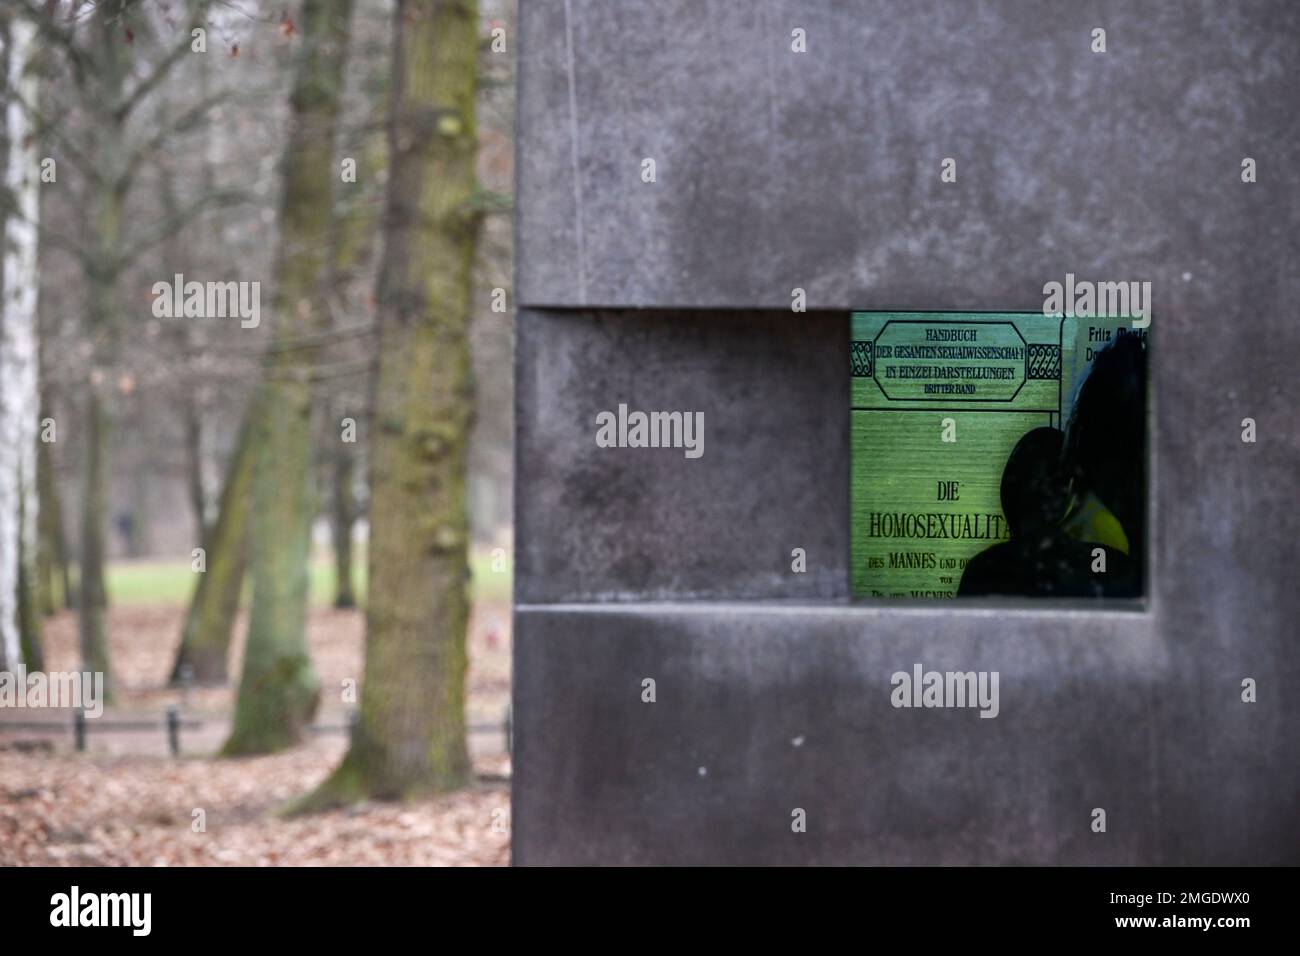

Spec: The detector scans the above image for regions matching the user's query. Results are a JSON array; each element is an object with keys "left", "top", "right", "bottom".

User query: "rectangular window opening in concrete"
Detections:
[{"left": 850, "top": 311, "right": 1149, "bottom": 605}]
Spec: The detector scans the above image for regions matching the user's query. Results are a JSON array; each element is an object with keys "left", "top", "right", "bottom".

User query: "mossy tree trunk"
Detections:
[
  {"left": 223, "top": 0, "right": 355, "bottom": 755},
  {"left": 304, "top": 0, "right": 479, "bottom": 806},
  {"left": 329, "top": 424, "right": 357, "bottom": 609},
  {"left": 170, "top": 416, "right": 253, "bottom": 684}
]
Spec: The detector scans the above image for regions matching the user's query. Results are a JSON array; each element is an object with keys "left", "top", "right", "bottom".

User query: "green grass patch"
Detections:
[{"left": 105, "top": 547, "right": 511, "bottom": 608}]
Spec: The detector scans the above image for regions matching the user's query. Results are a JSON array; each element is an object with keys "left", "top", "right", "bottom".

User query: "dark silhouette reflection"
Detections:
[
  {"left": 959, "top": 335, "right": 1145, "bottom": 598},
  {"left": 1062, "top": 333, "right": 1146, "bottom": 595}
]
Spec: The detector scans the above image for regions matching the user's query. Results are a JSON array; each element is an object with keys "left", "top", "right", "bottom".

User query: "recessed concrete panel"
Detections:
[
  {"left": 512, "top": 596, "right": 1299, "bottom": 865},
  {"left": 512, "top": 603, "right": 1174, "bottom": 865},
  {"left": 514, "top": 308, "right": 850, "bottom": 602}
]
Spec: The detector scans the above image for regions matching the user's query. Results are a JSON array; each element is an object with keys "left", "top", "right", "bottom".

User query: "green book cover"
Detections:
[{"left": 850, "top": 312, "right": 1145, "bottom": 599}]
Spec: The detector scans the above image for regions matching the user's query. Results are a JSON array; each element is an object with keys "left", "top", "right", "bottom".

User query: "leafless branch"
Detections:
[
  {"left": 118, "top": 87, "right": 230, "bottom": 192},
  {"left": 0, "top": 72, "right": 103, "bottom": 185},
  {"left": 13, "top": 0, "right": 92, "bottom": 88},
  {"left": 121, "top": 186, "right": 249, "bottom": 267},
  {"left": 114, "top": 0, "right": 211, "bottom": 123}
]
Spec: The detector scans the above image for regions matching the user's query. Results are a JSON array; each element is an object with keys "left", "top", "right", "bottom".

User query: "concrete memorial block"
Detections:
[
  {"left": 850, "top": 312, "right": 1147, "bottom": 600},
  {"left": 512, "top": 0, "right": 1300, "bottom": 864}
]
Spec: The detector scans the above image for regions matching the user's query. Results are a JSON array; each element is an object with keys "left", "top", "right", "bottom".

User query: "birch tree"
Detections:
[{"left": 0, "top": 10, "right": 43, "bottom": 672}]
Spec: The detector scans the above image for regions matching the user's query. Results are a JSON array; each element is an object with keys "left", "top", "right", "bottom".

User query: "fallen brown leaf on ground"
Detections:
[
  {"left": 1, "top": 603, "right": 513, "bottom": 866},
  {"left": 0, "top": 741, "right": 511, "bottom": 866}
]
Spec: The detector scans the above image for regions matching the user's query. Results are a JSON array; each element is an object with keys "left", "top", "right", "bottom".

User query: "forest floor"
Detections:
[{"left": 0, "top": 600, "right": 512, "bottom": 866}]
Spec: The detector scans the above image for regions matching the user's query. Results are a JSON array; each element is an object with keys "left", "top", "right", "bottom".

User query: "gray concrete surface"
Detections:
[
  {"left": 515, "top": 309, "right": 849, "bottom": 602},
  {"left": 512, "top": 0, "right": 1300, "bottom": 864},
  {"left": 517, "top": 0, "right": 1300, "bottom": 313}
]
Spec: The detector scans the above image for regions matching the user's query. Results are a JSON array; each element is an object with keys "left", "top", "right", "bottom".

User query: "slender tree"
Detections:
[
  {"left": 0, "top": 8, "right": 43, "bottom": 672},
  {"left": 9, "top": 0, "right": 237, "bottom": 696},
  {"left": 35, "top": 415, "right": 71, "bottom": 617},
  {"left": 170, "top": 416, "right": 253, "bottom": 684},
  {"left": 183, "top": 398, "right": 209, "bottom": 540},
  {"left": 329, "top": 401, "right": 358, "bottom": 609},
  {"left": 161, "top": 115, "right": 252, "bottom": 686},
  {"left": 223, "top": 0, "right": 356, "bottom": 754},
  {"left": 302, "top": 0, "right": 480, "bottom": 805},
  {"left": 324, "top": 133, "right": 385, "bottom": 611}
]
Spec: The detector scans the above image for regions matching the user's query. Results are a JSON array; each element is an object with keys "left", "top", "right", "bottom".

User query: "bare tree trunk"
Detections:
[
  {"left": 330, "top": 428, "right": 357, "bottom": 609},
  {"left": 12, "top": 0, "right": 228, "bottom": 661},
  {"left": 157, "top": 136, "right": 213, "bottom": 547},
  {"left": 16, "top": 493, "right": 40, "bottom": 670},
  {"left": 323, "top": 131, "right": 385, "bottom": 613},
  {"left": 223, "top": 0, "right": 356, "bottom": 754},
  {"left": 170, "top": 416, "right": 253, "bottom": 684},
  {"left": 77, "top": 193, "right": 122, "bottom": 695},
  {"left": 0, "top": 8, "right": 17, "bottom": 672},
  {"left": 73, "top": 0, "right": 134, "bottom": 698},
  {"left": 78, "top": 383, "right": 112, "bottom": 688},
  {"left": 126, "top": 448, "right": 151, "bottom": 558},
  {"left": 35, "top": 424, "right": 67, "bottom": 617},
  {"left": 184, "top": 399, "right": 209, "bottom": 541},
  {"left": 0, "top": 10, "right": 43, "bottom": 671},
  {"left": 303, "top": 0, "right": 479, "bottom": 806}
]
